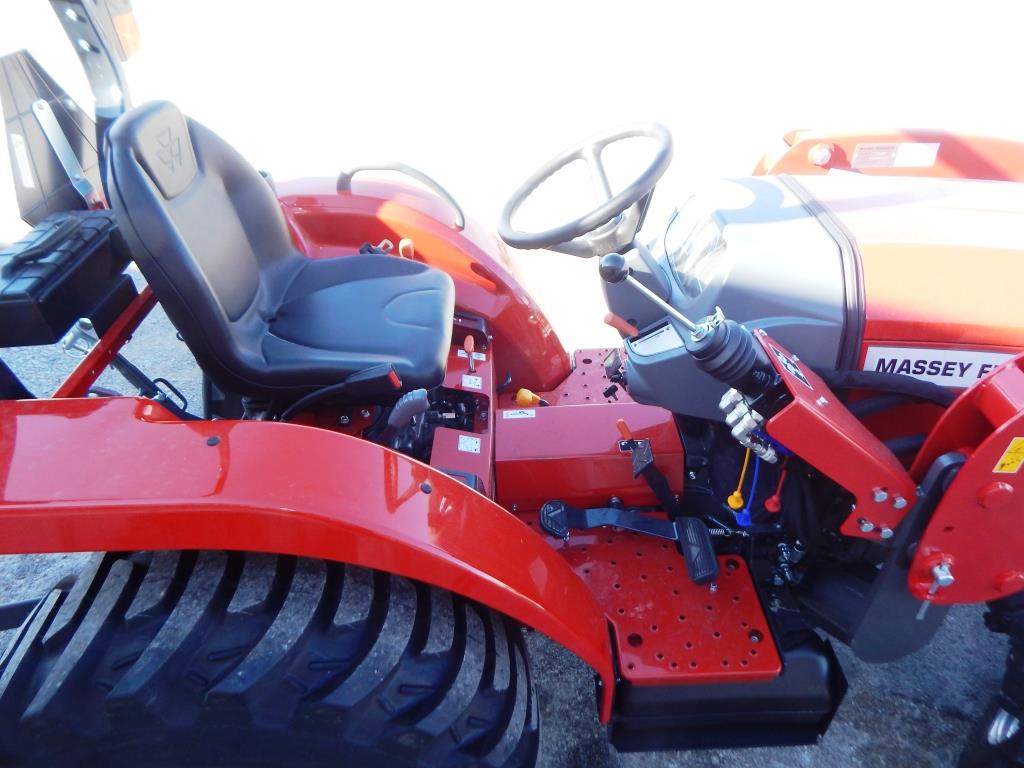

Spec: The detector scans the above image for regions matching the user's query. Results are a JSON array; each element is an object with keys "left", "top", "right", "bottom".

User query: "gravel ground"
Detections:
[{"left": 0, "top": 275, "right": 1007, "bottom": 767}]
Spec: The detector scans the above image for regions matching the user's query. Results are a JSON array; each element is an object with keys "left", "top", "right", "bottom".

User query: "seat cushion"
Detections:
[
  {"left": 263, "top": 255, "right": 455, "bottom": 390},
  {"left": 107, "top": 101, "right": 456, "bottom": 400}
]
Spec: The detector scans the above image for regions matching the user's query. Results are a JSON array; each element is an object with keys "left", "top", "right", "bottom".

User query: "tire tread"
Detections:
[{"left": 0, "top": 551, "right": 539, "bottom": 768}]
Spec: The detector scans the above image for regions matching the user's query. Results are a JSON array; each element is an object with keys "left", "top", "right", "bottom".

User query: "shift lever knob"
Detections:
[{"left": 599, "top": 252, "right": 629, "bottom": 283}]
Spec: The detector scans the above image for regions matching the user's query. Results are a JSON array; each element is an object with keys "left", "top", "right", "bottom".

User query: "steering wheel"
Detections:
[{"left": 498, "top": 124, "right": 673, "bottom": 257}]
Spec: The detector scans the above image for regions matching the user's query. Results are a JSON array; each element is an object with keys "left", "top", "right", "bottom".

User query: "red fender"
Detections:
[{"left": 0, "top": 397, "right": 615, "bottom": 720}]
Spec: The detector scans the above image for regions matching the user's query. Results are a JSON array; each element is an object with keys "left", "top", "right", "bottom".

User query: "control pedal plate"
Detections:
[{"left": 523, "top": 512, "right": 781, "bottom": 685}]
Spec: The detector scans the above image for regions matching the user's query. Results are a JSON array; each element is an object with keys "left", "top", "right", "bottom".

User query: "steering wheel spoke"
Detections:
[
  {"left": 498, "top": 123, "right": 673, "bottom": 257},
  {"left": 581, "top": 144, "right": 613, "bottom": 203}
]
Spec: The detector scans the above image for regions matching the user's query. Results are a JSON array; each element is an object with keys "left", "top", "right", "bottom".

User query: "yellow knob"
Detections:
[{"left": 515, "top": 388, "right": 550, "bottom": 407}]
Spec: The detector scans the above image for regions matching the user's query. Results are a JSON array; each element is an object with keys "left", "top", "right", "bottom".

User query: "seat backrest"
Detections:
[{"left": 105, "top": 100, "right": 301, "bottom": 393}]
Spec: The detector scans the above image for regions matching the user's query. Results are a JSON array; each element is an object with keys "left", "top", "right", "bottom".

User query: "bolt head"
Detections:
[
  {"left": 858, "top": 518, "right": 875, "bottom": 533},
  {"left": 995, "top": 571, "right": 1024, "bottom": 594},
  {"left": 979, "top": 481, "right": 1015, "bottom": 510},
  {"left": 879, "top": 527, "right": 894, "bottom": 540},
  {"left": 808, "top": 142, "right": 833, "bottom": 167},
  {"left": 338, "top": 415, "right": 351, "bottom": 425},
  {"left": 872, "top": 487, "right": 889, "bottom": 503},
  {"left": 892, "top": 496, "right": 908, "bottom": 510},
  {"left": 931, "top": 561, "right": 955, "bottom": 588}
]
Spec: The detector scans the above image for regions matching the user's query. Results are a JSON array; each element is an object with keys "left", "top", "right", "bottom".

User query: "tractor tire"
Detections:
[
  {"left": 959, "top": 697, "right": 1024, "bottom": 768},
  {"left": 0, "top": 551, "right": 539, "bottom": 767}
]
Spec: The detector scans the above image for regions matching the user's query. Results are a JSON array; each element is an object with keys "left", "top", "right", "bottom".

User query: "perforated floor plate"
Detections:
[{"left": 522, "top": 514, "right": 782, "bottom": 685}]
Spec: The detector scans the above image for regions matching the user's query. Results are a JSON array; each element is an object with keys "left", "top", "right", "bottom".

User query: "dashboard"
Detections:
[{"left": 606, "top": 176, "right": 848, "bottom": 420}]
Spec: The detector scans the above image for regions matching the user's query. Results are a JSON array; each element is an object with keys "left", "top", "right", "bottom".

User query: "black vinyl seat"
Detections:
[{"left": 105, "top": 100, "right": 454, "bottom": 400}]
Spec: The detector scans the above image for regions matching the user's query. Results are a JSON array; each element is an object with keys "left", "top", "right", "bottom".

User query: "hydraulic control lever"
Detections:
[
  {"left": 599, "top": 251, "right": 697, "bottom": 332},
  {"left": 616, "top": 418, "right": 681, "bottom": 516},
  {"left": 599, "top": 251, "right": 782, "bottom": 407}
]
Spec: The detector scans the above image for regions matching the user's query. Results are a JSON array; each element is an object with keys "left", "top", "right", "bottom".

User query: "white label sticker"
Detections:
[
  {"left": 863, "top": 346, "right": 1012, "bottom": 388},
  {"left": 456, "top": 349, "right": 487, "bottom": 361},
  {"left": 502, "top": 409, "right": 536, "bottom": 419},
  {"left": 629, "top": 323, "right": 684, "bottom": 357},
  {"left": 852, "top": 142, "right": 939, "bottom": 169},
  {"left": 457, "top": 435, "right": 481, "bottom": 454},
  {"left": 461, "top": 374, "right": 483, "bottom": 390},
  {"left": 10, "top": 134, "right": 35, "bottom": 189}
]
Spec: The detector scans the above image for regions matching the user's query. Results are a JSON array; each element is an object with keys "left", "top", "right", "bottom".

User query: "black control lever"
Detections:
[
  {"left": 616, "top": 418, "right": 681, "bottom": 516},
  {"left": 600, "top": 252, "right": 782, "bottom": 408},
  {"left": 539, "top": 500, "right": 720, "bottom": 586}
]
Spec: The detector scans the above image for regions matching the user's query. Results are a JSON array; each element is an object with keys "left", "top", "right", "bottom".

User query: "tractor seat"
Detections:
[{"left": 105, "top": 100, "right": 454, "bottom": 401}]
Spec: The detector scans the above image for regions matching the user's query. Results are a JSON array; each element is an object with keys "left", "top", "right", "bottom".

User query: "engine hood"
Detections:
[
  {"left": 796, "top": 173, "right": 1024, "bottom": 349},
  {"left": 796, "top": 172, "right": 1024, "bottom": 385}
]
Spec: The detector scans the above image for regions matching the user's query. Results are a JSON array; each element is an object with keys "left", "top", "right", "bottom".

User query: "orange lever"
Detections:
[
  {"left": 616, "top": 418, "right": 633, "bottom": 441},
  {"left": 463, "top": 335, "right": 476, "bottom": 373},
  {"left": 605, "top": 312, "right": 638, "bottom": 337}
]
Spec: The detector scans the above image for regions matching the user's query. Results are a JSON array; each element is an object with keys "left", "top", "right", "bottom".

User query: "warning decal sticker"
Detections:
[
  {"left": 461, "top": 374, "right": 483, "bottom": 390},
  {"left": 994, "top": 437, "right": 1024, "bottom": 474},
  {"left": 851, "top": 142, "right": 939, "bottom": 169},
  {"left": 502, "top": 409, "right": 536, "bottom": 419},
  {"left": 457, "top": 435, "right": 481, "bottom": 454}
]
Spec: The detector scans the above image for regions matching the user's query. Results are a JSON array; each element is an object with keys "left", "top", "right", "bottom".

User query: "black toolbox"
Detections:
[{"left": 0, "top": 210, "right": 137, "bottom": 347}]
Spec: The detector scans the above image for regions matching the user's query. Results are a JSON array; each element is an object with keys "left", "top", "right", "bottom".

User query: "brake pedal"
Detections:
[
  {"left": 537, "top": 500, "right": 720, "bottom": 586},
  {"left": 677, "top": 516, "right": 719, "bottom": 585}
]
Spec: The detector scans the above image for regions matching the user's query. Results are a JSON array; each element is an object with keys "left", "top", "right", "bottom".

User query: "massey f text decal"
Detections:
[{"left": 863, "top": 346, "right": 1012, "bottom": 388}]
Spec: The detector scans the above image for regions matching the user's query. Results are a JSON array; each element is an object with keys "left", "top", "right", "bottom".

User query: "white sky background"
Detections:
[{"left": 1, "top": 1, "right": 1023, "bottom": 349}]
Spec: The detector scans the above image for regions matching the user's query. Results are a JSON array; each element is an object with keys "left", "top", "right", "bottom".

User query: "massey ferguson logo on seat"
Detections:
[
  {"left": 863, "top": 346, "right": 1013, "bottom": 388},
  {"left": 156, "top": 127, "right": 183, "bottom": 172}
]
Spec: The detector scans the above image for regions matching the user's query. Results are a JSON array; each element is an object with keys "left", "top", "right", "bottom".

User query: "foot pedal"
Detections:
[
  {"left": 539, "top": 500, "right": 571, "bottom": 540},
  {"left": 538, "top": 500, "right": 720, "bottom": 586},
  {"left": 678, "top": 517, "right": 719, "bottom": 585}
]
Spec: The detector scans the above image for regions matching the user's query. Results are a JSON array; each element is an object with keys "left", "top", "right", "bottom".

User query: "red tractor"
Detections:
[{"left": 2, "top": 3, "right": 1024, "bottom": 766}]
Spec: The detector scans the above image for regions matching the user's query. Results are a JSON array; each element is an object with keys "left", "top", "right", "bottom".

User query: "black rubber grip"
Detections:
[{"left": 678, "top": 517, "right": 719, "bottom": 585}]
